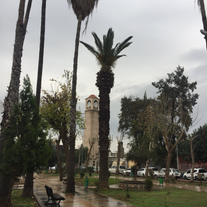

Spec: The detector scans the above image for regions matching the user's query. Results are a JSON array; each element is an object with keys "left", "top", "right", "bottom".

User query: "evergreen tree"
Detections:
[
  {"left": 152, "top": 66, "right": 199, "bottom": 179},
  {"left": 0, "top": 75, "right": 51, "bottom": 205}
]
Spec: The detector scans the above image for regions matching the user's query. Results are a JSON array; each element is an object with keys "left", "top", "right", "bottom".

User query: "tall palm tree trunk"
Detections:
[
  {"left": 36, "top": 0, "right": 47, "bottom": 107},
  {"left": 66, "top": 15, "right": 82, "bottom": 193},
  {"left": 98, "top": 86, "right": 110, "bottom": 189},
  {"left": 97, "top": 69, "right": 114, "bottom": 189},
  {"left": 56, "top": 138, "right": 63, "bottom": 181},
  {"left": 60, "top": 127, "right": 70, "bottom": 174},
  {"left": 198, "top": 0, "right": 207, "bottom": 48},
  {"left": 0, "top": 0, "right": 32, "bottom": 150},
  {"left": 0, "top": 0, "right": 32, "bottom": 204},
  {"left": 22, "top": 0, "right": 47, "bottom": 197}
]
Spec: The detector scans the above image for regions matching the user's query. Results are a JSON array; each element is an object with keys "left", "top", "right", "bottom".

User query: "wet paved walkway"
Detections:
[
  {"left": 33, "top": 174, "right": 207, "bottom": 207},
  {"left": 33, "top": 174, "right": 135, "bottom": 207}
]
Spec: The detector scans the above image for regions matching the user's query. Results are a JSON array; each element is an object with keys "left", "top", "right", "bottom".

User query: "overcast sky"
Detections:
[{"left": 1, "top": 0, "right": 207, "bottom": 152}]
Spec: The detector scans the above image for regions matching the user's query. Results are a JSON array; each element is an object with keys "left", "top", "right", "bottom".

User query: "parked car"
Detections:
[
  {"left": 183, "top": 168, "right": 207, "bottom": 180},
  {"left": 109, "top": 165, "right": 126, "bottom": 174},
  {"left": 93, "top": 166, "right": 99, "bottom": 172},
  {"left": 122, "top": 168, "right": 132, "bottom": 176},
  {"left": 155, "top": 169, "right": 165, "bottom": 178},
  {"left": 49, "top": 166, "right": 56, "bottom": 170},
  {"left": 137, "top": 167, "right": 159, "bottom": 177},
  {"left": 161, "top": 168, "right": 181, "bottom": 179}
]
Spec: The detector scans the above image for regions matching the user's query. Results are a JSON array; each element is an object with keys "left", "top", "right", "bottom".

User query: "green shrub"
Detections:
[
  {"left": 145, "top": 178, "right": 153, "bottom": 191},
  {"left": 80, "top": 172, "right": 85, "bottom": 179}
]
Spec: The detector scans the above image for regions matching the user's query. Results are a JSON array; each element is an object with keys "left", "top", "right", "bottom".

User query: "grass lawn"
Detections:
[
  {"left": 99, "top": 188, "right": 207, "bottom": 207},
  {"left": 75, "top": 177, "right": 120, "bottom": 186},
  {"left": 44, "top": 172, "right": 207, "bottom": 207},
  {"left": 11, "top": 190, "right": 39, "bottom": 207}
]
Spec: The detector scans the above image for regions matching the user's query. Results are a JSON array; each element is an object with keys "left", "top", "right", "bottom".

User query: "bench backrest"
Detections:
[{"left": 45, "top": 185, "right": 54, "bottom": 199}]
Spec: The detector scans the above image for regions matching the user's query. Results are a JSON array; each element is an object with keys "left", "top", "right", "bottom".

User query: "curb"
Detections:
[{"left": 34, "top": 191, "right": 45, "bottom": 207}]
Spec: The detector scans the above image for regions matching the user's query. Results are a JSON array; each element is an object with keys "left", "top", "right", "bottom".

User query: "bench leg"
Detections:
[{"left": 45, "top": 200, "right": 58, "bottom": 206}]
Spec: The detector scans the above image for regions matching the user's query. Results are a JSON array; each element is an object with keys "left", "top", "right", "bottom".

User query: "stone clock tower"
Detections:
[{"left": 83, "top": 94, "right": 99, "bottom": 167}]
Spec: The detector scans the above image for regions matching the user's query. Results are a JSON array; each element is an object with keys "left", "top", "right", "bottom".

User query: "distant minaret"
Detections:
[{"left": 83, "top": 94, "right": 99, "bottom": 167}]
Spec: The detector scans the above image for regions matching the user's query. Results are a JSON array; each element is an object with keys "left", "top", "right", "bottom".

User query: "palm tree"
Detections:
[
  {"left": 80, "top": 28, "right": 133, "bottom": 189},
  {"left": 0, "top": 0, "right": 33, "bottom": 204},
  {"left": 66, "top": 0, "right": 99, "bottom": 193},
  {"left": 36, "top": 0, "right": 47, "bottom": 108},
  {"left": 21, "top": 0, "right": 47, "bottom": 198},
  {"left": 197, "top": 0, "right": 207, "bottom": 48}
]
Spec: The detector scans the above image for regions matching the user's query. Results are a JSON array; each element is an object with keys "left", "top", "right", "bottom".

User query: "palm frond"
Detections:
[
  {"left": 104, "top": 28, "right": 114, "bottom": 55},
  {"left": 114, "top": 36, "right": 133, "bottom": 56},
  {"left": 116, "top": 54, "right": 126, "bottom": 60},
  {"left": 103, "top": 34, "right": 107, "bottom": 54},
  {"left": 111, "top": 43, "right": 119, "bottom": 55},
  {"left": 67, "top": 0, "right": 99, "bottom": 32},
  {"left": 92, "top": 32, "right": 103, "bottom": 54},
  {"left": 80, "top": 41, "right": 99, "bottom": 57},
  {"left": 81, "top": 28, "right": 132, "bottom": 68}
]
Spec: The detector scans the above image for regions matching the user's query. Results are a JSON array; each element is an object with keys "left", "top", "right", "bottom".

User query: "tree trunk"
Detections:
[
  {"left": 96, "top": 68, "right": 114, "bottom": 190},
  {"left": 0, "top": 0, "right": 33, "bottom": 202},
  {"left": 116, "top": 142, "right": 121, "bottom": 175},
  {"left": 190, "top": 136, "right": 196, "bottom": 181},
  {"left": 56, "top": 138, "right": 63, "bottom": 181},
  {"left": 66, "top": 15, "right": 82, "bottom": 193},
  {"left": 134, "top": 165, "right": 138, "bottom": 181},
  {"left": 96, "top": 160, "right": 99, "bottom": 173},
  {"left": 60, "top": 127, "right": 69, "bottom": 174},
  {"left": 165, "top": 150, "right": 172, "bottom": 181},
  {"left": 0, "top": 176, "right": 11, "bottom": 206},
  {"left": 1, "top": 175, "right": 16, "bottom": 207},
  {"left": 21, "top": 172, "right": 33, "bottom": 197},
  {"left": 85, "top": 140, "right": 94, "bottom": 172},
  {"left": 23, "top": 0, "right": 47, "bottom": 196},
  {"left": 36, "top": 0, "right": 47, "bottom": 107},
  {"left": 98, "top": 86, "right": 110, "bottom": 189},
  {"left": 198, "top": 0, "right": 207, "bottom": 48},
  {"left": 145, "top": 160, "right": 149, "bottom": 178},
  {"left": 0, "top": 0, "right": 32, "bottom": 151}
]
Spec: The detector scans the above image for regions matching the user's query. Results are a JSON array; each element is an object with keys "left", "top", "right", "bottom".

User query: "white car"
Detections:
[
  {"left": 183, "top": 168, "right": 207, "bottom": 180},
  {"left": 109, "top": 165, "right": 126, "bottom": 174},
  {"left": 154, "top": 169, "right": 165, "bottom": 178},
  {"left": 93, "top": 166, "right": 99, "bottom": 172},
  {"left": 49, "top": 166, "right": 56, "bottom": 170},
  {"left": 161, "top": 168, "right": 181, "bottom": 179},
  {"left": 137, "top": 167, "right": 159, "bottom": 177},
  {"left": 122, "top": 168, "right": 131, "bottom": 176}
]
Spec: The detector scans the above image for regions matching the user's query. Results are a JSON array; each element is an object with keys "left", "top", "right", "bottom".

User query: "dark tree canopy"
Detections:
[
  {"left": 152, "top": 66, "right": 198, "bottom": 132},
  {"left": 118, "top": 94, "right": 166, "bottom": 167},
  {"left": 179, "top": 124, "right": 207, "bottom": 163},
  {"left": 0, "top": 75, "right": 51, "bottom": 177}
]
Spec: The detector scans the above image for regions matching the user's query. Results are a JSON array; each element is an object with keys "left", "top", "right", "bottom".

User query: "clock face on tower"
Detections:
[
  {"left": 87, "top": 100, "right": 91, "bottom": 108},
  {"left": 94, "top": 100, "right": 98, "bottom": 108}
]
